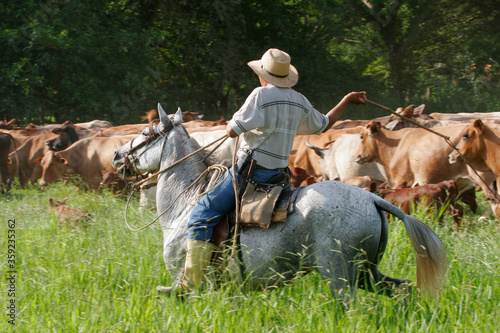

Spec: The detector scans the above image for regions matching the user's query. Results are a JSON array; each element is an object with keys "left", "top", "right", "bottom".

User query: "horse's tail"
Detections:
[{"left": 373, "top": 195, "right": 448, "bottom": 296}]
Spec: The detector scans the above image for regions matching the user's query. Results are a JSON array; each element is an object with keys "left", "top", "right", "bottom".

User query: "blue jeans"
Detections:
[{"left": 187, "top": 167, "right": 281, "bottom": 241}]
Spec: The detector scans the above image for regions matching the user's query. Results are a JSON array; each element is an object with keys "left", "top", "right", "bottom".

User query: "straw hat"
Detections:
[{"left": 247, "top": 48, "right": 298, "bottom": 88}]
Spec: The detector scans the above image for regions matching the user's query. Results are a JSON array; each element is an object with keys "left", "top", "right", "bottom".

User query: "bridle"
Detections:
[{"left": 120, "top": 119, "right": 172, "bottom": 178}]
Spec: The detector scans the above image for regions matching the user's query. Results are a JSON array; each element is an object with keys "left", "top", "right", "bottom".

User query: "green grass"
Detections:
[{"left": 1, "top": 183, "right": 499, "bottom": 332}]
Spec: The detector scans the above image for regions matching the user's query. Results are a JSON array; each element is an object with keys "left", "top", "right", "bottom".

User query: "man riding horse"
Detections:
[{"left": 157, "top": 48, "right": 367, "bottom": 294}]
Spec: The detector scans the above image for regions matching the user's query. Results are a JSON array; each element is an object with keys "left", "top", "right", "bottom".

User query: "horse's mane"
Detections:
[{"left": 185, "top": 134, "right": 212, "bottom": 169}]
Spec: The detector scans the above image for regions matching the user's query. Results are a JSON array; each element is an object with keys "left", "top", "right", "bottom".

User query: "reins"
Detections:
[
  {"left": 365, "top": 99, "right": 500, "bottom": 201},
  {"left": 231, "top": 136, "right": 241, "bottom": 258},
  {"left": 131, "top": 133, "right": 228, "bottom": 189}
]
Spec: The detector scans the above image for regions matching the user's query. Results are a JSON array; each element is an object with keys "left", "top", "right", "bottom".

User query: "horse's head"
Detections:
[{"left": 112, "top": 104, "right": 186, "bottom": 176}]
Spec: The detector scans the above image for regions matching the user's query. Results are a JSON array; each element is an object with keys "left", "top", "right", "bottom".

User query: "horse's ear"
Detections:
[
  {"left": 173, "top": 107, "right": 183, "bottom": 125},
  {"left": 158, "top": 103, "right": 171, "bottom": 127}
]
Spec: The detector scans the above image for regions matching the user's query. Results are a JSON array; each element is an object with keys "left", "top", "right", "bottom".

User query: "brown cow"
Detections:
[
  {"left": 376, "top": 180, "right": 463, "bottom": 230},
  {"left": 449, "top": 119, "right": 500, "bottom": 175},
  {"left": 448, "top": 119, "right": 500, "bottom": 220},
  {"left": 98, "top": 124, "right": 148, "bottom": 136},
  {"left": 3, "top": 125, "right": 56, "bottom": 137},
  {"left": 353, "top": 120, "right": 500, "bottom": 216},
  {"left": 99, "top": 171, "right": 131, "bottom": 194},
  {"left": 354, "top": 121, "right": 472, "bottom": 188},
  {"left": 48, "top": 198, "right": 92, "bottom": 227},
  {"left": 39, "top": 135, "right": 137, "bottom": 189},
  {"left": 289, "top": 167, "right": 311, "bottom": 187},
  {"left": 73, "top": 120, "right": 113, "bottom": 129},
  {"left": 0, "top": 133, "right": 16, "bottom": 190},
  {"left": 7, "top": 133, "right": 58, "bottom": 185},
  {"left": 140, "top": 109, "right": 157, "bottom": 123},
  {"left": 181, "top": 110, "right": 203, "bottom": 122},
  {"left": 343, "top": 176, "right": 374, "bottom": 191},
  {"left": 289, "top": 167, "right": 322, "bottom": 187},
  {"left": 0, "top": 119, "right": 15, "bottom": 130},
  {"left": 430, "top": 111, "right": 500, "bottom": 125}
]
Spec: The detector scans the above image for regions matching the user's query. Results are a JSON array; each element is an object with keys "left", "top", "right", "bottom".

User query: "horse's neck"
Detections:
[{"left": 155, "top": 144, "right": 207, "bottom": 228}]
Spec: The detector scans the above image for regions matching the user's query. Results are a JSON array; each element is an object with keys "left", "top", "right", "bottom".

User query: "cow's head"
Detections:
[
  {"left": 39, "top": 151, "right": 70, "bottom": 186},
  {"left": 46, "top": 126, "right": 79, "bottom": 151},
  {"left": 48, "top": 197, "right": 69, "bottom": 209},
  {"left": 449, "top": 119, "right": 488, "bottom": 170},
  {"left": 354, "top": 120, "right": 381, "bottom": 164},
  {"left": 0, "top": 119, "right": 15, "bottom": 129}
]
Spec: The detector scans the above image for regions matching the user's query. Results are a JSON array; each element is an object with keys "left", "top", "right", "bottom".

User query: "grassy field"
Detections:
[{"left": 1, "top": 182, "right": 499, "bottom": 332}]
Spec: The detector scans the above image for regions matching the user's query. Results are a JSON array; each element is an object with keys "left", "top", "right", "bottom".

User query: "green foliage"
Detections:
[
  {"left": 1, "top": 1, "right": 500, "bottom": 125},
  {"left": 0, "top": 1, "right": 156, "bottom": 124},
  {"left": 1, "top": 182, "right": 499, "bottom": 331}
]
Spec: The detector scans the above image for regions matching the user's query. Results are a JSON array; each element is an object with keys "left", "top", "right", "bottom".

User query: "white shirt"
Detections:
[{"left": 229, "top": 84, "right": 329, "bottom": 169}]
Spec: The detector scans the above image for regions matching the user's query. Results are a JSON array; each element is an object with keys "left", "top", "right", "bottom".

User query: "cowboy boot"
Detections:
[
  {"left": 156, "top": 239, "right": 215, "bottom": 295},
  {"left": 180, "top": 239, "right": 216, "bottom": 290}
]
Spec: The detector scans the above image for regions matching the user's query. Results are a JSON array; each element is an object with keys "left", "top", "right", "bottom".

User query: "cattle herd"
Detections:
[{"left": 2, "top": 104, "right": 500, "bottom": 230}]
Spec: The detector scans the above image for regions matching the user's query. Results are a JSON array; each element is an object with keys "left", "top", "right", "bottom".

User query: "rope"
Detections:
[
  {"left": 124, "top": 164, "right": 228, "bottom": 232},
  {"left": 365, "top": 99, "right": 500, "bottom": 201},
  {"left": 365, "top": 99, "right": 450, "bottom": 140},
  {"left": 231, "top": 136, "right": 241, "bottom": 258}
]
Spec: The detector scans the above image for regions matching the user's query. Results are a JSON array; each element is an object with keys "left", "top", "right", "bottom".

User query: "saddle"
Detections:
[{"left": 210, "top": 185, "right": 305, "bottom": 250}]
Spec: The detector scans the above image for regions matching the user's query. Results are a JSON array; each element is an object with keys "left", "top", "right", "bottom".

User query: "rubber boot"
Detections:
[
  {"left": 180, "top": 239, "right": 216, "bottom": 290},
  {"left": 156, "top": 239, "right": 215, "bottom": 296}
]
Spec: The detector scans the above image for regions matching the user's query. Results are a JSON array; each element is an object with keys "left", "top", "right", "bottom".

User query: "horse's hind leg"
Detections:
[
  {"left": 359, "top": 265, "right": 412, "bottom": 297},
  {"left": 314, "top": 255, "right": 359, "bottom": 306}
]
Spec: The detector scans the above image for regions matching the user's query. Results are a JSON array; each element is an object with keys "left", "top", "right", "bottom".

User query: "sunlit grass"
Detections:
[{"left": 1, "top": 183, "right": 499, "bottom": 332}]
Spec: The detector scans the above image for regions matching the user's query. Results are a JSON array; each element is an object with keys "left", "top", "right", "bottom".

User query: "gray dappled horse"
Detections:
[{"left": 112, "top": 104, "right": 447, "bottom": 303}]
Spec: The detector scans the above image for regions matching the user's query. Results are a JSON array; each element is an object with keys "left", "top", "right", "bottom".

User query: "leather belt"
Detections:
[{"left": 255, "top": 165, "right": 285, "bottom": 172}]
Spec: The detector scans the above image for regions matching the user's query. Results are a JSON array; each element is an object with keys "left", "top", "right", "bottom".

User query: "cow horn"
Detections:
[{"left": 306, "top": 138, "right": 325, "bottom": 158}]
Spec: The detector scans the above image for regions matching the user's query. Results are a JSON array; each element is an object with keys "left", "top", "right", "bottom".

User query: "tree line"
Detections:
[{"left": 1, "top": 0, "right": 499, "bottom": 125}]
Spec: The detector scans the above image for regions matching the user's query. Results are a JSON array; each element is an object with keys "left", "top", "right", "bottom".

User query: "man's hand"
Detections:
[
  {"left": 226, "top": 123, "right": 238, "bottom": 138},
  {"left": 346, "top": 91, "right": 367, "bottom": 105}
]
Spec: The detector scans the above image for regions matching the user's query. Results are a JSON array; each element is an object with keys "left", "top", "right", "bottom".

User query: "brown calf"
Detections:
[
  {"left": 48, "top": 198, "right": 92, "bottom": 227},
  {"left": 99, "top": 171, "right": 130, "bottom": 194},
  {"left": 376, "top": 180, "right": 463, "bottom": 231}
]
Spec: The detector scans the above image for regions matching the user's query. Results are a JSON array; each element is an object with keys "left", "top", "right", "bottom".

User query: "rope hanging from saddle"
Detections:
[{"left": 365, "top": 99, "right": 500, "bottom": 202}]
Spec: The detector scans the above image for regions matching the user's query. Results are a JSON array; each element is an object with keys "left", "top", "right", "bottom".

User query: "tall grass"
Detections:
[{"left": 1, "top": 183, "right": 499, "bottom": 332}]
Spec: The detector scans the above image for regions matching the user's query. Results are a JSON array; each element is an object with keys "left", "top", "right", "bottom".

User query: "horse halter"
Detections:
[{"left": 121, "top": 119, "right": 173, "bottom": 177}]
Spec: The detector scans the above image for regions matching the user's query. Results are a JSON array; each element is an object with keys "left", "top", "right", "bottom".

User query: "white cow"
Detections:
[
  {"left": 307, "top": 133, "right": 387, "bottom": 183},
  {"left": 189, "top": 130, "right": 237, "bottom": 165}
]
